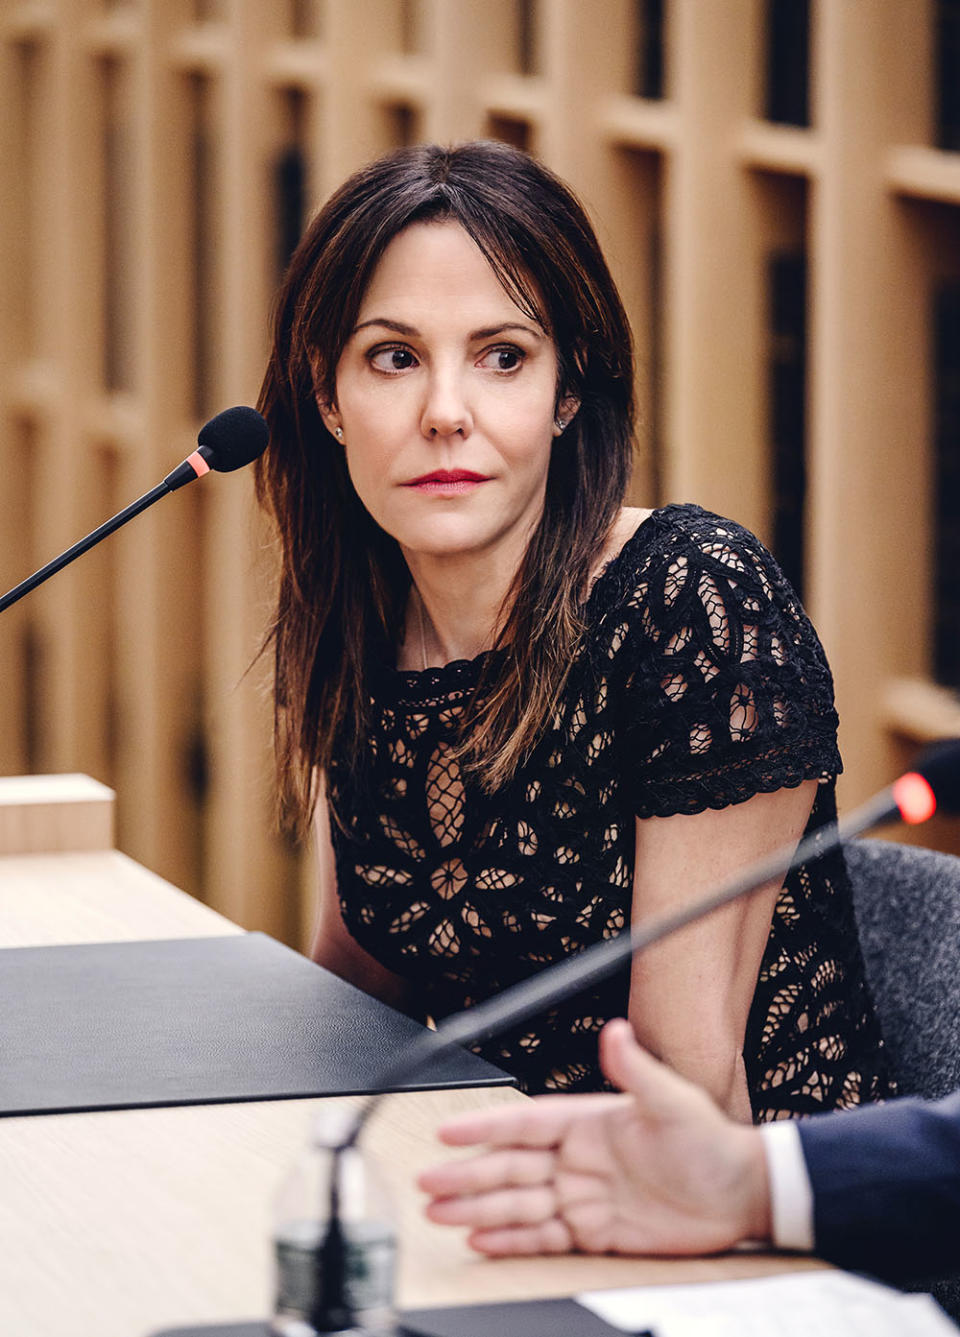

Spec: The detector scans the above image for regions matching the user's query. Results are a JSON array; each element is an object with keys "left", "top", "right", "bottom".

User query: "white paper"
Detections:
[{"left": 578, "top": 1270, "right": 957, "bottom": 1337}]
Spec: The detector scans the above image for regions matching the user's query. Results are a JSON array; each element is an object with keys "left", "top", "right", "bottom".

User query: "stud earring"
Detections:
[
  {"left": 334, "top": 426, "right": 344, "bottom": 442},
  {"left": 554, "top": 417, "right": 567, "bottom": 434}
]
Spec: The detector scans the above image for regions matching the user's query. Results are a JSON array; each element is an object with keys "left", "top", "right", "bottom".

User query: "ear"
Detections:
[
  {"left": 552, "top": 392, "right": 581, "bottom": 437},
  {"left": 317, "top": 399, "right": 343, "bottom": 440},
  {"left": 307, "top": 349, "right": 342, "bottom": 439}
]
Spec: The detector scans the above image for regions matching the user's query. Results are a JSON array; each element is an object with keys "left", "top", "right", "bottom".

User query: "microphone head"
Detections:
[
  {"left": 911, "top": 738, "right": 960, "bottom": 816},
  {"left": 197, "top": 406, "right": 269, "bottom": 472}
]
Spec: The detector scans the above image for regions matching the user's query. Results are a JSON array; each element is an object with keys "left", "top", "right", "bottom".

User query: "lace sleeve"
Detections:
[{"left": 606, "top": 507, "right": 841, "bottom": 818}]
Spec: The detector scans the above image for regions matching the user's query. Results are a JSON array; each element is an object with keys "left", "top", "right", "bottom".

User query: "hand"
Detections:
[{"left": 418, "top": 1018, "right": 772, "bottom": 1257}]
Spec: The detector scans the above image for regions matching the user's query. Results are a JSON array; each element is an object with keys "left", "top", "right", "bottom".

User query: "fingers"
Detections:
[
  {"left": 599, "top": 1018, "right": 712, "bottom": 1120},
  {"left": 418, "top": 1146, "right": 557, "bottom": 1198},
  {"left": 434, "top": 1093, "right": 624, "bottom": 1149},
  {"left": 465, "top": 1218, "right": 575, "bottom": 1256},
  {"left": 425, "top": 1183, "right": 557, "bottom": 1230},
  {"left": 424, "top": 1176, "right": 578, "bottom": 1257},
  {"left": 598, "top": 1018, "right": 667, "bottom": 1105},
  {"left": 420, "top": 1146, "right": 568, "bottom": 1247}
]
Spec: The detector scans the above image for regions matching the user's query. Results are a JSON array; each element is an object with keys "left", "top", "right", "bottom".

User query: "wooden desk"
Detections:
[{"left": 0, "top": 777, "right": 820, "bottom": 1337}]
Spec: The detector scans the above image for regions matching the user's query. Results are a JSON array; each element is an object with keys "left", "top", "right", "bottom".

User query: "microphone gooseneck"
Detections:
[
  {"left": 0, "top": 407, "right": 269, "bottom": 614},
  {"left": 337, "top": 737, "right": 960, "bottom": 1153}
]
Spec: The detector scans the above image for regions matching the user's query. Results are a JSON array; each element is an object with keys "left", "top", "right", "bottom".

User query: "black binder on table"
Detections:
[{"left": 0, "top": 931, "right": 511, "bottom": 1117}]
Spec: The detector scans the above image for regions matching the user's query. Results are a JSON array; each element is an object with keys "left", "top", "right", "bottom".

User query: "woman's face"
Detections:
[{"left": 325, "top": 221, "right": 573, "bottom": 572}]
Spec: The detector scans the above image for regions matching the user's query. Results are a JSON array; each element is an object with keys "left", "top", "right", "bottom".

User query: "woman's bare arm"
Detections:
[
  {"left": 628, "top": 780, "right": 817, "bottom": 1121},
  {"left": 311, "top": 772, "right": 410, "bottom": 1010}
]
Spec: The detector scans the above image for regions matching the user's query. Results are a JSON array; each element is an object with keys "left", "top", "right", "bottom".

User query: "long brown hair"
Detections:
[{"left": 256, "top": 140, "right": 635, "bottom": 836}]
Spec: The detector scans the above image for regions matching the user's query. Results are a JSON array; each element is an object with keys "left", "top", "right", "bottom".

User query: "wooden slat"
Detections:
[
  {"left": 736, "top": 118, "right": 820, "bottom": 178},
  {"left": 885, "top": 143, "right": 960, "bottom": 205},
  {"left": 598, "top": 93, "right": 680, "bottom": 152},
  {"left": 806, "top": 0, "right": 935, "bottom": 808},
  {"left": 659, "top": 0, "right": 769, "bottom": 538},
  {"left": 0, "top": 773, "right": 114, "bottom": 855}
]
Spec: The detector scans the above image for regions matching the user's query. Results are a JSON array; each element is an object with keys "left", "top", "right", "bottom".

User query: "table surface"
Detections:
[{"left": 0, "top": 795, "right": 822, "bottom": 1337}]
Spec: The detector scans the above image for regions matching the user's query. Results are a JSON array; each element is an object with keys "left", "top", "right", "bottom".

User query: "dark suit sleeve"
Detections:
[{"left": 798, "top": 1091, "right": 960, "bottom": 1283}]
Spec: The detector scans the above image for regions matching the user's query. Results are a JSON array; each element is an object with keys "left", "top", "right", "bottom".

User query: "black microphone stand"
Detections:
[
  {"left": 0, "top": 406, "right": 267, "bottom": 615},
  {"left": 0, "top": 477, "right": 179, "bottom": 615}
]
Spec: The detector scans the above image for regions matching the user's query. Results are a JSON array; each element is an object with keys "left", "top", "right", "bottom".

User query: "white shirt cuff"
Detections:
[{"left": 759, "top": 1120, "right": 815, "bottom": 1252}]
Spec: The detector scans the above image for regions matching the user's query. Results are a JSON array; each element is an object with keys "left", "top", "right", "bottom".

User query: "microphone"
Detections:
[
  {"left": 305, "top": 739, "right": 960, "bottom": 1330},
  {"left": 0, "top": 406, "right": 269, "bottom": 614},
  {"left": 160, "top": 404, "right": 270, "bottom": 490}
]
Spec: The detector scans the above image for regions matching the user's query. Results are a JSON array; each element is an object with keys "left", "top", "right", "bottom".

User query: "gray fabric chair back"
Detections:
[
  {"left": 845, "top": 837, "right": 960, "bottom": 1318},
  {"left": 846, "top": 837, "right": 960, "bottom": 1100}
]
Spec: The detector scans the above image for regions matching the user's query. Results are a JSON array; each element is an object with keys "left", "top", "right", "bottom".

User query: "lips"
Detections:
[
  {"left": 405, "top": 469, "right": 489, "bottom": 486},
  {"left": 403, "top": 469, "right": 491, "bottom": 494}
]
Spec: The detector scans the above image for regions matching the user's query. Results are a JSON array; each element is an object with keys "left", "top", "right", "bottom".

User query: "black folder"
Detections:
[{"left": 0, "top": 931, "right": 511, "bottom": 1117}]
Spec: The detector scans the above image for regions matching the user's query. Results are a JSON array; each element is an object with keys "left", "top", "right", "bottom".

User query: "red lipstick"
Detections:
[{"left": 404, "top": 469, "right": 489, "bottom": 492}]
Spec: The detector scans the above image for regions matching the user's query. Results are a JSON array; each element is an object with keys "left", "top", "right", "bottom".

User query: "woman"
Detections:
[{"left": 256, "top": 140, "right": 894, "bottom": 1120}]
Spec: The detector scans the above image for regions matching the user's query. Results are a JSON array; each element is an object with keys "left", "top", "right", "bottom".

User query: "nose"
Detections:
[{"left": 419, "top": 365, "right": 473, "bottom": 439}]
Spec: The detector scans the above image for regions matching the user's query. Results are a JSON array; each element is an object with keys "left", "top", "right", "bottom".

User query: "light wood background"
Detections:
[{"left": 2, "top": 0, "right": 959, "bottom": 949}]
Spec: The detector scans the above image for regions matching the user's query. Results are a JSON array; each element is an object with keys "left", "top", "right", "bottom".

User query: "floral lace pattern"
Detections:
[{"left": 327, "top": 505, "right": 894, "bottom": 1116}]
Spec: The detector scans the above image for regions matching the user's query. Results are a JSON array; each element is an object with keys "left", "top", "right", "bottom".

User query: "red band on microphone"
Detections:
[
  {"left": 891, "top": 771, "right": 937, "bottom": 825},
  {"left": 187, "top": 450, "right": 211, "bottom": 478}
]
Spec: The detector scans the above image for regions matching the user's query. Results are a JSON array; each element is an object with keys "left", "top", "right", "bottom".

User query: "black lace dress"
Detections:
[{"left": 326, "top": 504, "right": 895, "bottom": 1119}]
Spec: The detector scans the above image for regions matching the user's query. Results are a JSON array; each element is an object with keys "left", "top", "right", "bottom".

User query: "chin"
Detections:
[
  {"left": 399, "top": 529, "right": 502, "bottom": 564},
  {"left": 406, "top": 538, "right": 484, "bottom": 560}
]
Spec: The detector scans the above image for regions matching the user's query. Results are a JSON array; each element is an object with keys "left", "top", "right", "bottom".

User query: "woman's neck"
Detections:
[
  {"left": 398, "top": 506, "right": 652, "bottom": 671},
  {"left": 400, "top": 547, "right": 518, "bottom": 670}
]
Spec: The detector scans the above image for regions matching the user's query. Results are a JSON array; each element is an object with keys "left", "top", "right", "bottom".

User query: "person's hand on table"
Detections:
[{"left": 418, "top": 1017, "right": 772, "bottom": 1257}]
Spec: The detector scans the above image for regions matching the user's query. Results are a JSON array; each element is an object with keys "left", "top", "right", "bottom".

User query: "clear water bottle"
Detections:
[{"left": 270, "top": 1110, "right": 397, "bottom": 1336}]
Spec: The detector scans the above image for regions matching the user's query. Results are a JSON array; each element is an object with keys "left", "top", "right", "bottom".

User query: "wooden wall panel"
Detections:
[{"left": 1, "top": 0, "right": 957, "bottom": 952}]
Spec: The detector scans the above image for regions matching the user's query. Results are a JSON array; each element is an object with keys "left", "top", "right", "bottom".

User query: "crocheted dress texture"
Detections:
[{"left": 327, "top": 504, "right": 895, "bottom": 1119}]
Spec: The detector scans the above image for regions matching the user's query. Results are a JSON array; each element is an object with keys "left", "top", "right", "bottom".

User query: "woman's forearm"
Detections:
[
  {"left": 311, "top": 927, "right": 409, "bottom": 1010},
  {"left": 648, "top": 1041, "right": 753, "bottom": 1123}
]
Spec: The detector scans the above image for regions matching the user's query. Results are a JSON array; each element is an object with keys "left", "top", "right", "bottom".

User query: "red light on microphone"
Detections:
[{"left": 891, "top": 772, "right": 937, "bottom": 825}]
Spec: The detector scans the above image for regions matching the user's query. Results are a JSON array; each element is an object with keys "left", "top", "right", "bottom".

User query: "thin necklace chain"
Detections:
[{"left": 415, "top": 588, "right": 428, "bottom": 672}]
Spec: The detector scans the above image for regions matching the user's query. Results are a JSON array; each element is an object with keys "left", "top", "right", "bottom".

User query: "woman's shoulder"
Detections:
[
  {"left": 588, "top": 502, "right": 790, "bottom": 612},
  {"left": 585, "top": 506, "right": 841, "bottom": 797},
  {"left": 584, "top": 501, "right": 831, "bottom": 687}
]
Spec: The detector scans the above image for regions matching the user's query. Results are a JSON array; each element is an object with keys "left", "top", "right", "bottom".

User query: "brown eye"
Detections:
[
  {"left": 370, "top": 346, "right": 418, "bottom": 372},
  {"left": 480, "top": 345, "right": 525, "bottom": 372}
]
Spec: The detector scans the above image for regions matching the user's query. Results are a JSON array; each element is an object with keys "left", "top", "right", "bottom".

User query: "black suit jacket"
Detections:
[{"left": 798, "top": 1090, "right": 960, "bottom": 1282}]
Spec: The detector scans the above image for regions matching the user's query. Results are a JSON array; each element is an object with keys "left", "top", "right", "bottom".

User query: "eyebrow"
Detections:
[{"left": 351, "top": 318, "right": 544, "bottom": 341}]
